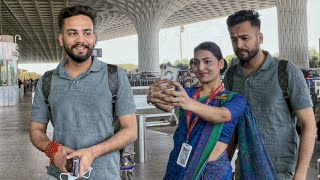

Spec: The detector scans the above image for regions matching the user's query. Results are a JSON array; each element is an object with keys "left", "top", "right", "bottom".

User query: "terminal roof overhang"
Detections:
[{"left": 0, "top": 0, "right": 275, "bottom": 64}]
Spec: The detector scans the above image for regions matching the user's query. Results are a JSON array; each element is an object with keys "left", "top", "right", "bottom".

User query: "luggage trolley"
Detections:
[{"left": 120, "top": 149, "right": 136, "bottom": 180}]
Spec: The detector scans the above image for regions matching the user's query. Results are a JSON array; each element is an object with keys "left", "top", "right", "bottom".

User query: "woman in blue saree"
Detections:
[
  {"left": 148, "top": 41, "right": 246, "bottom": 179},
  {"left": 147, "top": 41, "right": 278, "bottom": 180}
]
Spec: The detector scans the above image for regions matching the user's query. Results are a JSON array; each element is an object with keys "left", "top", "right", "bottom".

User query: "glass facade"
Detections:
[
  {"left": 0, "top": 59, "right": 6, "bottom": 86},
  {"left": 0, "top": 41, "right": 18, "bottom": 86},
  {"left": 8, "top": 60, "right": 18, "bottom": 85}
]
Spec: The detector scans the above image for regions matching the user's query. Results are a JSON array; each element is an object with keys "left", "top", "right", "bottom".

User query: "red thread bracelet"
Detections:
[{"left": 45, "top": 141, "right": 61, "bottom": 165}]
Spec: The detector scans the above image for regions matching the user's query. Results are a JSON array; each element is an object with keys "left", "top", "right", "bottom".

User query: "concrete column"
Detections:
[
  {"left": 0, "top": 35, "right": 19, "bottom": 106},
  {"left": 136, "top": 22, "right": 160, "bottom": 73},
  {"left": 107, "top": 0, "right": 191, "bottom": 73},
  {"left": 276, "top": 0, "right": 309, "bottom": 68},
  {"left": 0, "top": 86, "right": 19, "bottom": 106}
]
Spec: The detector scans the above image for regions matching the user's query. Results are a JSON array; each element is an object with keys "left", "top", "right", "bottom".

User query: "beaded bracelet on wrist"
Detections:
[{"left": 44, "top": 141, "right": 61, "bottom": 165}]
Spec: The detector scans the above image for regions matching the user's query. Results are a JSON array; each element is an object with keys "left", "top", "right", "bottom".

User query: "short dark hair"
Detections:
[
  {"left": 226, "top": 10, "right": 261, "bottom": 29},
  {"left": 193, "top": 41, "right": 227, "bottom": 74},
  {"left": 58, "top": 5, "right": 97, "bottom": 31}
]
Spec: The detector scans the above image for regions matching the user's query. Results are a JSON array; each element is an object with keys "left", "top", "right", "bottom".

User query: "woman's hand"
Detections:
[
  {"left": 147, "top": 79, "right": 175, "bottom": 105},
  {"left": 159, "top": 81, "right": 193, "bottom": 110},
  {"left": 147, "top": 79, "right": 178, "bottom": 112}
]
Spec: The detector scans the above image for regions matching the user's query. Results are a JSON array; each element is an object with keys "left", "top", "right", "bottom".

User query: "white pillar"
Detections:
[
  {"left": 276, "top": 0, "right": 309, "bottom": 68},
  {"left": 0, "top": 35, "right": 20, "bottom": 106},
  {"left": 107, "top": 0, "right": 191, "bottom": 73},
  {"left": 136, "top": 22, "right": 161, "bottom": 73}
]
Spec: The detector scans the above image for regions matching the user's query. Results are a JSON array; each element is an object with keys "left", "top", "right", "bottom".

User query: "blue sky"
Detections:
[{"left": 19, "top": 0, "right": 320, "bottom": 74}]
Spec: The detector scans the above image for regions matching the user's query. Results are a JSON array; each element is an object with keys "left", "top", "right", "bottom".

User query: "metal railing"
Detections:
[{"left": 129, "top": 78, "right": 184, "bottom": 86}]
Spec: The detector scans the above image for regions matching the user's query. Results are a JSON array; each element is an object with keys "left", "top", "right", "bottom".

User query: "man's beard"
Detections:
[
  {"left": 235, "top": 42, "right": 260, "bottom": 64},
  {"left": 64, "top": 43, "right": 94, "bottom": 63}
]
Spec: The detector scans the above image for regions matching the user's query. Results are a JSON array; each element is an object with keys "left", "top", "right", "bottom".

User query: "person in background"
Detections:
[
  {"left": 182, "top": 72, "right": 192, "bottom": 87},
  {"left": 23, "top": 79, "right": 28, "bottom": 94},
  {"left": 18, "top": 78, "right": 23, "bottom": 88},
  {"left": 182, "top": 59, "right": 201, "bottom": 88},
  {"left": 28, "top": 78, "right": 34, "bottom": 92},
  {"left": 30, "top": 5, "right": 137, "bottom": 180},
  {"left": 223, "top": 9, "right": 316, "bottom": 180},
  {"left": 189, "top": 72, "right": 201, "bottom": 87}
]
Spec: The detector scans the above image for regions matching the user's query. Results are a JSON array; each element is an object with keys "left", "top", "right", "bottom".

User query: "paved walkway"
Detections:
[{"left": 0, "top": 93, "right": 319, "bottom": 179}]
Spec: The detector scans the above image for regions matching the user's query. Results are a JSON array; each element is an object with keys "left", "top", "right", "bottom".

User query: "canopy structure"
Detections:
[
  {"left": 0, "top": 0, "right": 276, "bottom": 64},
  {"left": 0, "top": 0, "right": 311, "bottom": 107}
]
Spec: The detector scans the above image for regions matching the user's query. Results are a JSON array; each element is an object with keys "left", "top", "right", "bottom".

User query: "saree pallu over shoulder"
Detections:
[
  {"left": 180, "top": 92, "right": 278, "bottom": 180},
  {"left": 238, "top": 107, "right": 279, "bottom": 180}
]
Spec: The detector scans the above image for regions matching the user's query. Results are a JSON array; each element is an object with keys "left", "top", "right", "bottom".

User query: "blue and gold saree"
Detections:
[{"left": 163, "top": 89, "right": 278, "bottom": 180}]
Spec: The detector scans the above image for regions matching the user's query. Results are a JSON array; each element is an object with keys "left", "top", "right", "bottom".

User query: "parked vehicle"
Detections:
[{"left": 301, "top": 68, "right": 320, "bottom": 99}]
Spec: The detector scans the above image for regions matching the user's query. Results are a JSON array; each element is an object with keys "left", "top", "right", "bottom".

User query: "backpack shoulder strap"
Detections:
[
  {"left": 278, "top": 60, "right": 288, "bottom": 94},
  {"left": 42, "top": 70, "right": 54, "bottom": 119},
  {"left": 107, "top": 64, "right": 120, "bottom": 133},
  {"left": 107, "top": 64, "right": 118, "bottom": 103},
  {"left": 225, "top": 65, "right": 237, "bottom": 90},
  {"left": 277, "top": 59, "right": 293, "bottom": 115},
  {"left": 42, "top": 70, "right": 54, "bottom": 104}
]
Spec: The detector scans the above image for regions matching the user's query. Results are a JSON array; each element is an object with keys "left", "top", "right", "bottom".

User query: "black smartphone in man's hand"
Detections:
[{"left": 66, "top": 157, "right": 80, "bottom": 177}]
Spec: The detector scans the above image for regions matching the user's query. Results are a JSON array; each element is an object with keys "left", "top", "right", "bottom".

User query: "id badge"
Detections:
[{"left": 177, "top": 143, "right": 192, "bottom": 167}]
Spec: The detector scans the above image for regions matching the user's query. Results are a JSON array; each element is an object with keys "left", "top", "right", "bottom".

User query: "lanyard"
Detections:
[{"left": 186, "top": 84, "right": 224, "bottom": 141}]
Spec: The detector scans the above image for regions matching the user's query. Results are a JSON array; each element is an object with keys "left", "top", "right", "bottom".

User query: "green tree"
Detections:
[
  {"left": 171, "top": 58, "right": 191, "bottom": 71},
  {"left": 225, "top": 54, "right": 237, "bottom": 68},
  {"left": 160, "top": 61, "right": 173, "bottom": 70},
  {"left": 309, "top": 58, "right": 318, "bottom": 68},
  {"left": 117, "top": 64, "right": 138, "bottom": 73},
  {"left": 309, "top": 48, "right": 319, "bottom": 59},
  {"left": 309, "top": 48, "right": 319, "bottom": 68},
  {"left": 225, "top": 54, "right": 236, "bottom": 64},
  {"left": 175, "top": 63, "right": 190, "bottom": 71},
  {"left": 173, "top": 58, "right": 190, "bottom": 66}
]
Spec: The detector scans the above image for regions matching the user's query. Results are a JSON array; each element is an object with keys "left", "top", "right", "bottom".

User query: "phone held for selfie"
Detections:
[
  {"left": 160, "top": 66, "right": 178, "bottom": 81},
  {"left": 66, "top": 157, "right": 80, "bottom": 177}
]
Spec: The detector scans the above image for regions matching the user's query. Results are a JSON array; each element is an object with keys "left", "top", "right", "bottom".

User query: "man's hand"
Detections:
[
  {"left": 65, "top": 148, "right": 96, "bottom": 178},
  {"left": 53, "top": 146, "right": 75, "bottom": 173}
]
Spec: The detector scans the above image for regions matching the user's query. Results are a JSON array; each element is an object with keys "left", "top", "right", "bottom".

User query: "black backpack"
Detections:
[
  {"left": 225, "top": 59, "right": 293, "bottom": 115},
  {"left": 42, "top": 64, "right": 119, "bottom": 129}
]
